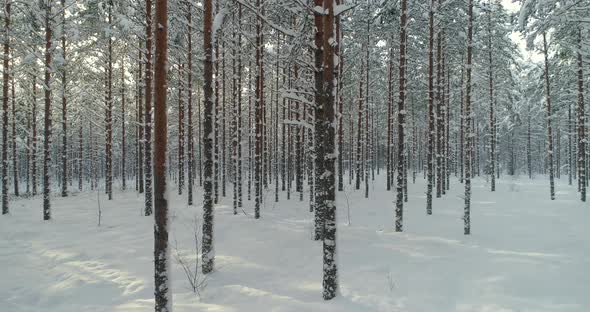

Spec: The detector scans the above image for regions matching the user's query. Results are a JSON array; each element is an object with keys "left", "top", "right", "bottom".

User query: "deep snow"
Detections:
[{"left": 1, "top": 175, "right": 588, "bottom": 311}]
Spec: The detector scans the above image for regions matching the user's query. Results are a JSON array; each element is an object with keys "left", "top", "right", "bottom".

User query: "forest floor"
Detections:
[{"left": 1, "top": 174, "right": 589, "bottom": 312}]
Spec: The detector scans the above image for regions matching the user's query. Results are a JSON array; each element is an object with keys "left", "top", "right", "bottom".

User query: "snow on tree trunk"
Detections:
[
  {"left": 464, "top": 0, "right": 473, "bottom": 235},
  {"left": 43, "top": 1, "right": 52, "bottom": 220},
  {"left": 396, "top": 0, "right": 407, "bottom": 232},
  {"left": 145, "top": 0, "right": 154, "bottom": 215},
  {"left": 542, "top": 32, "right": 555, "bottom": 201},
  {"left": 321, "top": 0, "right": 337, "bottom": 299},
  {"left": 1, "top": 0, "right": 10, "bottom": 214},
  {"left": 153, "top": 0, "right": 171, "bottom": 310},
  {"left": 202, "top": 0, "right": 215, "bottom": 275}
]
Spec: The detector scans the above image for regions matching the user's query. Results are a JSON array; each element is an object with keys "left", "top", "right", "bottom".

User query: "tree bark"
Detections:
[
  {"left": 43, "top": 1, "right": 52, "bottom": 220},
  {"left": 577, "top": 28, "right": 585, "bottom": 202},
  {"left": 145, "top": 0, "right": 154, "bottom": 214},
  {"left": 153, "top": 0, "right": 171, "bottom": 310},
  {"left": 542, "top": 32, "right": 555, "bottom": 200},
  {"left": 396, "top": 0, "right": 407, "bottom": 232},
  {"left": 202, "top": 0, "right": 215, "bottom": 274},
  {"left": 464, "top": 0, "right": 473, "bottom": 235},
  {"left": 321, "top": 0, "right": 337, "bottom": 299}
]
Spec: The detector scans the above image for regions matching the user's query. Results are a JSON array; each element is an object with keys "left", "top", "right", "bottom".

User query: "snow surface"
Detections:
[{"left": 1, "top": 175, "right": 589, "bottom": 311}]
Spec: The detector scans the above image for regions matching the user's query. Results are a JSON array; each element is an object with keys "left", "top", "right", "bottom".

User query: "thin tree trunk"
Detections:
[
  {"left": 488, "top": 7, "right": 495, "bottom": 191},
  {"left": 145, "top": 0, "right": 154, "bottom": 214},
  {"left": 11, "top": 76, "right": 18, "bottom": 197},
  {"left": 61, "top": 0, "right": 68, "bottom": 197},
  {"left": 254, "top": 0, "right": 263, "bottom": 218},
  {"left": 427, "top": 0, "right": 435, "bottom": 215},
  {"left": 187, "top": 1, "right": 194, "bottom": 205},
  {"left": 464, "top": 0, "right": 473, "bottom": 235},
  {"left": 43, "top": 1, "right": 52, "bottom": 220},
  {"left": 178, "top": 61, "right": 184, "bottom": 195},
  {"left": 122, "top": 57, "right": 127, "bottom": 190},
  {"left": 105, "top": 0, "right": 113, "bottom": 200},
  {"left": 32, "top": 75, "right": 38, "bottom": 195},
  {"left": 396, "top": 0, "right": 408, "bottom": 232},
  {"left": 1, "top": 0, "right": 10, "bottom": 214},
  {"left": 542, "top": 32, "right": 555, "bottom": 200},
  {"left": 577, "top": 28, "right": 586, "bottom": 201}
]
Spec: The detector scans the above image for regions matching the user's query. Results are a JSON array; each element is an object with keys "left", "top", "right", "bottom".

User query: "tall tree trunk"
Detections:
[
  {"left": 121, "top": 57, "right": 127, "bottom": 190},
  {"left": 1, "top": 0, "right": 10, "bottom": 214},
  {"left": 464, "top": 0, "right": 473, "bottom": 235},
  {"left": 178, "top": 61, "right": 184, "bottom": 195},
  {"left": 254, "top": 0, "right": 263, "bottom": 218},
  {"left": 542, "top": 32, "right": 555, "bottom": 200},
  {"left": 236, "top": 4, "right": 243, "bottom": 208},
  {"left": 321, "top": 0, "right": 337, "bottom": 299},
  {"left": 61, "top": 0, "right": 68, "bottom": 197},
  {"left": 145, "top": 0, "right": 154, "bottom": 214},
  {"left": 426, "top": 0, "right": 435, "bottom": 215},
  {"left": 105, "top": 0, "right": 113, "bottom": 200},
  {"left": 138, "top": 53, "right": 145, "bottom": 194},
  {"left": 396, "top": 0, "right": 407, "bottom": 232},
  {"left": 11, "top": 76, "right": 18, "bottom": 197},
  {"left": 153, "top": 0, "right": 170, "bottom": 310},
  {"left": 336, "top": 2, "right": 343, "bottom": 192},
  {"left": 187, "top": 2, "right": 194, "bottom": 205},
  {"left": 356, "top": 72, "right": 363, "bottom": 191},
  {"left": 32, "top": 75, "right": 38, "bottom": 195},
  {"left": 313, "top": 0, "right": 324, "bottom": 240},
  {"left": 43, "top": 1, "right": 52, "bottom": 220},
  {"left": 202, "top": 0, "right": 215, "bottom": 274},
  {"left": 577, "top": 28, "right": 586, "bottom": 202},
  {"left": 487, "top": 7, "right": 495, "bottom": 191},
  {"left": 387, "top": 39, "right": 394, "bottom": 192},
  {"left": 435, "top": 1, "right": 443, "bottom": 199}
]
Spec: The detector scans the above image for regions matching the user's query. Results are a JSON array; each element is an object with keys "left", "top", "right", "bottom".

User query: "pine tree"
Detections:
[
  {"left": 153, "top": 0, "right": 171, "bottom": 309},
  {"left": 202, "top": 0, "right": 215, "bottom": 275},
  {"left": 1, "top": 0, "right": 10, "bottom": 215},
  {"left": 464, "top": 0, "right": 473, "bottom": 235},
  {"left": 321, "top": 0, "right": 337, "bottom": 299},
  {"left": 43, "top": 0, "right": 52, "bottom": 220},
  {"left": 145, "top": 0, "right": 154, "bottom": 215},
  {"left": 396, "top": 0, "right": 407, "bottom": 232}
]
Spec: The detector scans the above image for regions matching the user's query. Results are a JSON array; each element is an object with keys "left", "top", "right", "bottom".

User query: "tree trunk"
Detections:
[
  {"left": 577, "top": 28, "right": 586, "bottom": 202},
  {"left": 178, "top": 61, "right": 184, "bottom": 195},
  {"left": 426, "top": 0, "right": 435, "bottom": 215},
  {"left": 1, "top": 0, "right": 10, "bottom": 214},
  {"left": 396, "top": 0, "right": 407, "bottom": 232},
  {"left": 321, "top": 0, "right": 337, "bottom": 299},
  {"left": 61, "top": 0, "right": 68, "bottom": 197},
  {"left": 464, "top": 0, "right": 473, "bottom": 235},
  {"left": 488, "top": 7, "right": 495, "bottom": 191},
  {"left": 254, "top": 0, "right": 263, "bottom": 218},
  {"left": 105, "top": 0, "right": 113, "bottom": 200},
  {"left": 11, "top": 76, "right": 18, "bottom": 197},
  {"left": 153, "top": 0, "right": 170, "bottom": 310},
  {"left": 43, "top": 1, "right": 52, "bottom": 220},
  {"left": 145, "top": 0, "right": 154, "bottom": 214},
  {"left": 121, "top": 57, "right": 127, "bottom": 190},
  {"left": 542, "top": 32, "right": 555, "bottom": 200},
  {"left": 202, "top": 0, "right": 215, "bottom": 274},
  {"left": 187, "top": 3, "right": 194, "bottom": 205},
  {"left": 313, "top": 0, "right": 324, "bottom": 240}
]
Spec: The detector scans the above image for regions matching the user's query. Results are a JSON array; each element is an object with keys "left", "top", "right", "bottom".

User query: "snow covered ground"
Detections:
[{"left": 1, "top": 175, "right": 589, "bottom": 312}]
